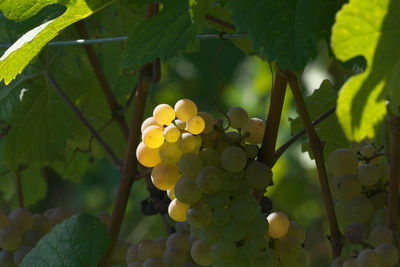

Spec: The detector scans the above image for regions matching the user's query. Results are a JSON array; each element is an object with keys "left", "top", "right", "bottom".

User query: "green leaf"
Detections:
[
  {"left": 20, "top": 164, "right": 47, "bottom": 207},
  {"left": 290, "top": 80, "right": 350, "bottom": 159},
  {"left": 121, "top": 0, "right": 198, "bottom": 67},
  {"left": 226, "top": 0, "right": 341, "bottom": 72},
  {"left": 21, "top": 213, "right": 110, "bottom": 267},
  {"left": 331, "top": 0, "right": 400, "bottom": 141},
  {"left": 189, "top": 0, "right": 213, "bottom": 24},
  {"left": 0, "top": 0, "right": 115, "bottom": 85}
]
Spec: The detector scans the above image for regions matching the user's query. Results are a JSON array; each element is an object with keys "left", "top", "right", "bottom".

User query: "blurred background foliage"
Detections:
[{"left": 0, "top": 2, "right": 354, "bottom": 266}]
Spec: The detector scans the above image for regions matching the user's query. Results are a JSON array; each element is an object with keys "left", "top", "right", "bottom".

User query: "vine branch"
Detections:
[
  {"left": 45, "top": 72, "right": 121, "bottom": 168},
  {"left": 205, "top": 14, "right": 236, "bottom": 31},
  {"left": 285, "top": 70, "right": 342, "bottom": 257}
]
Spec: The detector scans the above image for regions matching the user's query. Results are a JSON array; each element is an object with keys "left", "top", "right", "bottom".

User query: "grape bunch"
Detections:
[
  {"left": 136, "top": 99, "right": 309, "bottom": 266},
  {"left": 0, "top": 207, "right": 73, "bottom": 266},
  {"left": 328, "top": 144, "right": 399, "bottom": 266}
]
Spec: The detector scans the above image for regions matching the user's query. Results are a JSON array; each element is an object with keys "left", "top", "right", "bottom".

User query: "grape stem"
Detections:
[
  {"left": 285, "top": 70, "right": 343, "bottom": 258},
  {"left": 75, "top": 21, "right": 130, "bottom": 140},
  {"left": 205, "top": 14, "right": 236, "bottom": 31}
]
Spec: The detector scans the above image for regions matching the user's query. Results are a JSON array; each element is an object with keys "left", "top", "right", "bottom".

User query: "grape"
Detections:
[
  {"left": 111, "top": 238, "right": 130, "bottom": 264},
  {"left": 370, "top": 207, "right": 387, "bottom": 229},
  {"left": 163, "top": 124, "right": 181, "bottom": 143},
  {"left": 379, "top": 165, "right": 390, "bottom": 183},
  {"left": 23, "top": 229, "right": 42, "bottom": 246},
  {"left": 357, "top": 164, "right": 381, "bottom": 186},
  {"left": 8, "top": 208, "right": 33, "bottom": 233},
  {"left": 246, "top": 212, "right": 267, "bottom": 237},
  {"left": 138, "top": 239, "right": 163, "bottom": 261},
  {"left": 245, "top": 161, "right": 273, "bottom": 190},
  {"left": 199, "top": 148, "right": 220, "bottom": 167},
  {"left": 245, "top": 144, "right": 259, "bottom": 159},
  {"left": 143, "top": 258, "right": 166, "bottom": 267},
  {"left": 212, "top": 207, "right": 231, "bottom": 226},
  {"left": 175, "top": 221, "right": 190, "bottom": 235},
  {"left": 141, "top": 117, "right": 160, "bottom": 133},
  {"left": 0, "top": 225, "right": 22, "bottom": 251},
  {"left": 163, "top": 246, "right": 188, "bottom": 267},
  {"left": 370, "top": 191, "right": 387, "bottom": 210},
  {"left": 178, "top": 153, "right": 203, "bottom": 177},
  {"left": 174, "top": 99, "right": 198, "bottom": 122},
  {"left": 0, "top": 250, "right": 17, "bottom": 267},
  {"left": 327, "top": 149, "right": 358, "bottom": 176},
  {"left": 231, "top": 179, "right": 252, "bottom": 196},
  {"left": 375, "top": 243, "right": 399, "bottom": 266},
  {"left": 96, "top": 211, "right": 111, "bottom": 228},
  {"left": 187, "top": 202, "right": 212, "bottom": 228},
  {"left": 167, "top": 189, "right": 176, "bottom": 200},
  {"left": 200, "top": 223, "right": 222, "bottom": 243},
  {"left": 126, "top": 243, "right": 141, "bottom": 263},
  {"left": 31, "top": 214, "right": 51, "bottom": 235},
  {"left": 13, "top": 245, "right": 32, "bottom": 265},
  {"left": 329, "top": 174, "right": 362, "bottom": 200},
  {"left": 357, "top": 249, "right": 380, "bottom": 267},
  {"left": 286, "top": 221, "right": 306, "bottom": 243},
  {"left": 279, "top": 250, "right": 308, "bottom": 267},
  {"left": 174, "top": 176, "right": 202, "bottom": 204},
  {"left": 167, "top": 233, "right": 190, "bottom": 253},
  {"left": 226, "top": 131, "right": 242, "bottom": 144},
  {"left": 345, "top": 223, "right": 366, "bottom": 243},
  {"left": 186, "top": 115, "right": 205, "bottom": 135},
  {"left": 220, "top": 146, "right": 247, "bottom": 172},
  {"left": 241, "top": 118, "right": 265, "bottom": 144},
  {"left": 191, "top": 239, "right": 213, "bottom": 266},
  {"left": 198, "top": 111, "right": 214, "bottom": 134},
  {"left": 190, "top": 224, "right": 201, "bottom": 238},
  {"left": 360, "top": 144, "right": 376, "bottom": 158},
  {"left": 267, "top": 212, "right": 290, "bottom": 239},
  {"left": 196, "top": 166, "right": 224, "bottom": 194},
  {"left": 244, "top": 236, "right": 268, "bottom": 258},
  {"left": 342, "top": 259, "right": 357, "bottom": 267},
  {"left": 155, "top": 236, "right": 167, "bottom": 251},
  {"left": 52, "top": 206, "right": 73, "bottom": 224},
  {"left": 211, "top": 239, "right": 237, "bottom": 263},
  {"left": 229, "top": 195, "right": 259, "bottom": 223},
  {"left": 142, "top": 125, "right": 165, "bottom": 149},
  {"left": 331, "top": 256, "right": 349, "bottom": 267},
  {"left": 153, "top": 103, "right": 175, "bottom": 126},
  {"left": 227, "top": 107, "right": 249, "bottom": 129},
  {"left": 174, "top": 119, "right": 186, "bottom": 130},
  {"left": 348, "top": 195, "right": 374, "bottom": 223},
  {"left": 168, "top": 199, "right": 190, "bottom": 222},
  {"left": 222, "top": 220, "right": 245, "bottom": 242},
  {"left": 127, "top": 262, "right": 143, "bottom": 267},
  {"left": 159, "top": 142, "right": 182, "bottom": 164},
  {"left": 221, "top": 171, "right": 239, "bottom": 192},
  {"left": 274, "top": 235, "right": 302, "bottom": 260},
  {"left": 368, "top": 226, "right": 393, "bottom": 248},
  {"left": 205, "top": 191, "right": 229, "bottom": 209},
  {"left": 335, "top": 200, "right": 353, "bottom": 224},
  {"left": 136, "top": 141, "right": 162, "bottom": 167},
  {"left": 194, "top": 135, "right": 202, "bottom": 151},
  {"left": 151, "top": 163, "right": 181, "bottom": 191},
  {"left": 0, "top": 212, "right": 8, "bottom": 228},
  {"left": 178, "top": 133, "right": 197, "bottom": 153}
]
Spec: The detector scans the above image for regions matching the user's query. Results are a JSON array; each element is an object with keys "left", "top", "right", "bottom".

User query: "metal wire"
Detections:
[{"left": 0, "top": 33, "right": 248, "bottom": 48}]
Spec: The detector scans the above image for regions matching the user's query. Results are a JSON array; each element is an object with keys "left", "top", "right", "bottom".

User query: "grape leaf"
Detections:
[
  {"left": 189, "top": 0, "right": 213, "bottom": 24},
  {"left": 20, "top": 213, "right": 110, "bottom": 267},
  {"left": 290, "top": 80, "right": 349, "bottom": 159},
  {"left": 226, "top": 0, "right": 342, "bottom": 73},
  {"left": 0, "top": 0, "right": 115, "bottom": 85},
  {"left": 121, "top": 0, "right": 198, "bottom": 67},
  {"left": 331, "top": 0, "right": 400, "bottom": 141}
]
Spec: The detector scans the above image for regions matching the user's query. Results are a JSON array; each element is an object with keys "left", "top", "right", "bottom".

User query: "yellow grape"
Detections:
[
  {"left": 227, "top": 107, "right": 248, "bottom": 129},
  {"left": 159, "top": 142, "right": 183, "bottom": 164},
  {"left": 357, "top": 249, "right": 380, "bottom": 267},
  {"left": 185, "top": 115, "right": 205, "bottom": 135},
  {"left": 141, "top": 117, "right": 160, "bottom": 133},
  {"left": 178, "top": 133, "right": 197, "bottom": 153},
  {"left": 138, "top": 239, "right": 164, "bottom": 261},
  {"left": 174, "top": 99, "right": 198, "bottom": 122},
  {"left": 151, "top": 163, "right": 181, "bottom": 190},
  {"left": 198, "top": 111, "right": 214, "bottom": 134},
  {"left": 174, "top": 119, "right": 186, "bottom": 130},
  {"left": 368, "top": 226, "right": 393, "bottom": 248},
  {"left": 267, "top": 212, "right": 289, "bottom": 239},
  {"left": 191, "top": 239, "right": 213, "bottom": 266},
  {"left": 241, "top": 118, "right": 265, "bottom": 144},
  {"left": 163, "top": 124, "right": 181, "bottom": 143},
  {"left": 167, "top": 189, "right": 176, "bottom": 200},
  {"left": 168, "top": 199, "right": 190, "bottom": 222},
  {"left": 327, "top": 149, "right": 358, "bottom": 176},
  {"left": 142, "top": 125, "right": 164, "bottom": 148},
  {"left": 136, "top": 142, "right": 161, "bottom": 167},
  {"left": 153, "top": 103, "right": 175, "bottom": 126}
]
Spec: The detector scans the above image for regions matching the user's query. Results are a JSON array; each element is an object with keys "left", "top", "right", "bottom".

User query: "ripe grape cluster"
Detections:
[
  {"left": 328, "top": 144, "right": 399, "bottom": 266},
  {"left": 135, "top": 99, "right": 309, "bottom": 266}
]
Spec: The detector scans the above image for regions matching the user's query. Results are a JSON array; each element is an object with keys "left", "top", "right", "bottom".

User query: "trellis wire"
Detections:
[{"left": 0, "top": 34, "right": 248, "bottom": 48}]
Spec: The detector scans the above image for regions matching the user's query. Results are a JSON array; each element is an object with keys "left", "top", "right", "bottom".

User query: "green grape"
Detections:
[
  {"left": 23, "top": 229, "right": 42, "bottom": 246},
  {"left": 357, "top": 164, "right": 381, "bottom": 186},
  {"left": 141, "top": 116, "right": 161, "bottom": 133},
  {"left": 222, "top": 172, "right": 239, "bottom": 192},
  {"left": 331, "top": 256, "right": 349, "bottom": 267},
  {"left": 267, "top": 212, "right": 289, "bottom": 239},
  {"left": 175, "top": 221, "right": 190, "bottom": 236},
  {"left": 0, "top": 212, "right": 8, "bottom": 228},
  {"left": 174, "top": 119, "right": 186, "bottom": 130},
  {"left": 138, "top": 239, "right": 164, "bottom": 261},
  {"left": 245, "top": 161, "right": 273, "bottom": 190},
  {"left": 136, "top": 141, "right": 162, "bottom": 167},
  {"left": 227, "top": 107, "right": 249, "bottom": 129},
  {"left": 230, "top": 195, "right": 259, "bottom": 223},
  {"left": 198, "top": 111, "right": 214, "bottom": 134},
  {"left": 143, "top": 258, "right": 166, "bottom": 267},
  {"left": 178, "top": 133, "right": 197, "bottom": 153},
  {"left": 187, "top": 202, "right": 212, "bottom": 228},
  {"left": 220, "top": 146, "right": 247, "bottom": 172},
  {"left": 168, "top": 199, "right": 190, "bottom": 222},
  {"left": 226, "top": 131, "right": 242, "bottom": 144},
  {"left": 0, "top": 250, "right": 17, "bottom": 267},
  {"left": 52, "top": 206, "right": 73, "bottom": 225},
  {"left": 200, "top": 223, "right": 222, "bottom": 243},
  {"left": 151, "top": 163, "right": 181, "bottom": 191},
  {"left": 368, "top": 226, "right": 393, "bottom": 248},
  {"left": 174, "top": 99, "right": 198, "bottom": 122},
  {"left": 163, "top": 246, "right": 188, "bottom": 267},
  {"left": 286, "top": 221, "right": 306, "bottom": 243},
  {"left": 205, "top": 191, "right": 229, "bottom": 209},
  {"left": 127, "top": 262, "right": 143, "bottom": 267},
  {"left": 357, "top": 249, "right": 380, "bottom": 267},
  {"left": 335, "top": 200, "right": 353, "bottom": 224},
  {"left": 190, "top": 238, "right": 213, "bottom": 266},
  {"left": 142, "top": 125, "right": 165, "bottom": 149},
  {"left": 211, "top": 239, "right": 237, "bottom": 263},
  {"left": 13, "top": 245, "right": 32, "bottom": 265},
  {"left": 164, "top": 124, "right": 181, "bottom": 143},
  {"left": 348, "top": 196, "right": 374, "bottom": 223},
  {"left": 241, "top": 118, "right": 265, "bottom": 144},
  {"left": 0, "top": 225, "right": 22, "bottom": 251},
  {"left": 246, "top": 212, "right": 267, "bottom": 237},
  {"left": 244, "top": 236, "right": 268, "bottom": 258},
  {"left": 186, "top": 115, "right": 205, "bottom": 135},
  {"left": 370, "top": 191, "right": 388, "bottom": 210},
  {"left": 345, "top": 223, "right": 367, "bottom": 243},
  {"left": 159, "top": 141, "right": 183, "bottom": 164},
  {"left": 196, "top": 166, "right": 224, "bottom": 194},
  {"left": 43, "top": 208, "right": 55, "bottom": 221},
  {"left": 111, "top": 238, "right": 130, "bottom": 264},
  {"left": 153, "top": 103, "right": 175, "bottom": 126},
  {"left": 231, "top": 248, "right": 253, "bottom": 267},
  {"left": 360, "top": 144, "right": 376, "bottom": 158},
  {"left": 154, "top": 236, "right": 167, "bottom": 251},
  {"left": 231, "top": 179, "right": 252, "bottom": 196},
  {"left": 329, "top": 174, "right": 362, "bottom": 200},
  {"left": 174, "top": 176, "right": 202, "bottom": 204},
  {"left": 370, "top": 207, "right": 387, "bottom": 229},
  {"left": 190, "top": 224, "right": 201, "bottom": 239},
  {"left": 212, "top": 207, "right": 231, "bottom": 226},
  {"left": 96, "top": 211, "right": 111, "bottom": 228},
  {"left": 167, "top": 233, "right": 190, "bottom": 253},
  {"left": 126, "top": 243, "right": 141, "bottom": 263},
  {"left": 252, "top": 250, "right": 278, "bottom": 267},
  {"left": 274, "top": 235, "right": 302, "bottom": 260},
  {"left": 200, "top": 148, "right": 220, "bottom": 167},
  {"left": 282, "top": 250, "right": 308, "bottom": 267},
  {"left": 8, "top": 208, "right": 33, "bottom": 233},
  {"left": 327, "top": 148, "right": 358, "bottom": 176},
  {"left": 245, "top": 144, "right": 259, "bottom": 159},
  {"left": 222, "top": 220, "right": 245, "bottom": 242},
  {"left": 32, "top": 214, "right": 53, "bottom": 235},
  {"left": 342, "top": 259, "right": 357, "bottom": 267},
  {"left": 178, "top": 153, "right": 203, "bottom": 177},
  {"left": 194, "top": 135, "right": 202, "bottom": 152},
  {"left": 375, "top": 243, "right": 399, "bottom": 266}
]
